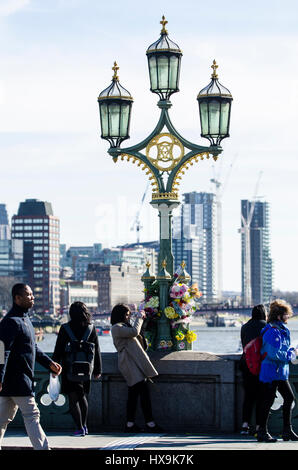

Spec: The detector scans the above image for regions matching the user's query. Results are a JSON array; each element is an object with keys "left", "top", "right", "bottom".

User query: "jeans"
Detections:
[
  {"left": 258, "top": 380, "right": 295, "bottom": 429},
  {"left": 126, "top": 379, "right": 153, "bottom": 423},
  {"left": 0, "top": 396, "right": 50, "bottom": 450}
]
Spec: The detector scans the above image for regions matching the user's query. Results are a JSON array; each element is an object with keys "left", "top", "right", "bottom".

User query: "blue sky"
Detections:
[{"left": 0, "top": 0, "right": 298, "bottom": 292}]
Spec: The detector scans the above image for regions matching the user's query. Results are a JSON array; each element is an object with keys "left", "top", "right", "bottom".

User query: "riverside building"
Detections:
[
  {"left": 86, "top": 263, "right": 144, "bottom": 312},
  {"left": 241, "top": 199, "right": 273, "bottom": 305},
  {"left": 11, "top": 199, "right": 60, "bottom": 315},
  {"left": 172, "top": 191, "right": 220, "bottom": 303},
  {"left": 0, "top": 204, "right": 11, "bottom": 240}
]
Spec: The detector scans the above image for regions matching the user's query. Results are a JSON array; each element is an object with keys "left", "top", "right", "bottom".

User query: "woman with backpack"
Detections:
[
  {"left": 239, "top": 304, "right": 267, "bottom": 436},
  {"left": 52, "top": 302, "right": 102, "bottom": 436},
  {"left": 257, "top": 299, "right": 298, "bottom": 443},
  {"left": 111, "top": 303, "right": 163, "bottom": 433}
]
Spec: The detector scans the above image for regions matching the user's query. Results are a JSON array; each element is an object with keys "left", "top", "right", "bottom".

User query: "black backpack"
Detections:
[{"left": 63, "top": 324, "right": 95, "bottom": 382}]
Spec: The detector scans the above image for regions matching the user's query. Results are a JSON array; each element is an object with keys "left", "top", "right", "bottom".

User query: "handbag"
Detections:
[{"left": 49, "top": 374, "right": 61, "bottom": 402}]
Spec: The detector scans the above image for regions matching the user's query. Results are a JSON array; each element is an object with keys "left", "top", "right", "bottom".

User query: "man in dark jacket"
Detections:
[
  {"left": 239, "top": 304, "right": 267, "bottom": 435},
  {"left": 0, "top": 284, "right": 62, "bottom": 450}
]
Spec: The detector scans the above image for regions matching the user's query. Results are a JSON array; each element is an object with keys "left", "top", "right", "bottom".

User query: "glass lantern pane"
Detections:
[
  {"left": 208, "top": 100, "right": 220, "bottom": 135},
  {"left": 99, "top": 103, "right": 109, "bottom": 137},
  {"left": 108, "top": 103, "right": 121, "bottom": 137},
  {"left": 219, "top": 101, "right": 230, "bottom": 135},
  {"left": 149, "top": 56, "right": 158, "bottom": 90},
  {"left": 169, "top": 56, "right": 178, "bottom": 89},
  {"left": 120, "top": 104, "right": 130, "bottom": 137},
  {"left": 157, "top": 55, "right": 169, "bottom": 90},
  {"left": 199, "top": 101, "right": 209, "bottom": 136}
]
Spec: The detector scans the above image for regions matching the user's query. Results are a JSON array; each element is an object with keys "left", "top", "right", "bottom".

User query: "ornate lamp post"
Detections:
[{"left": 97, "top": 17, "right": 233, "bottom": 351}]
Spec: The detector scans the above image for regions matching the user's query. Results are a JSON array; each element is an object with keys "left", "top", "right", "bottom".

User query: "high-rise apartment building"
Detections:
[
  {"left": 172, "top": 192, "right": 219, "bottom": 303},
  {"left": 0, "top": 239, "right": 24, "bottom": 278},
  {"left": 241, "top": 200, "right": 273, "bottom": 305},
  {"left": 0, "top": 204, "right": 11, "bottom": 240},
  {"left": 11, "top": 199, "right": 60, "bottom": 315}
]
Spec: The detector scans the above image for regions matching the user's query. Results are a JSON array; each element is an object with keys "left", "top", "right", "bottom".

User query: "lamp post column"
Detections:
[
  {"left": 155, "top": 260, "right": 172, "bottom": 350},
  {"left": 151, "top": 200, "right": 179, "bottom": 349},
  {"left": 151, "top": 200, "right": 180, "bottom": 277}
]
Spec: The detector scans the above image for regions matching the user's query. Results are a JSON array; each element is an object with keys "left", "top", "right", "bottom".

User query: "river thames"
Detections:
[{"left": 37, "top": 318, "right": 298, "bottom": 355}]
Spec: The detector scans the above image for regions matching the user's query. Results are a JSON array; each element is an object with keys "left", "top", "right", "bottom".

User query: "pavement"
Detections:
[{"left": 2, "top": 429, "right": 298, "bottom": 452}]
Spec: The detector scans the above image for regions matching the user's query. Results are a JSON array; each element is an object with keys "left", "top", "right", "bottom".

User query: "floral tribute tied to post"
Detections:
[
  {"left": 139, "top": 265, "right": 202, "bottom": 351},
  {"left": 164, "top": 267, "right": 202, "bottom": 350},
  {"left": 138, "top": 284, "right": 161, "bottom": 350}
]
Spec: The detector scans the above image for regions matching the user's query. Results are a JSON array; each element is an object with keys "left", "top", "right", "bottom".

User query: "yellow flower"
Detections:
[
  {"left": 186, "top": 330, "right": 197, "bottom": 343},
  {"left": 175, "top": 331, "right": 185, "bottom": 341},
  {"left": 164, "top": 307, "right": 178, "bottom": 319}
]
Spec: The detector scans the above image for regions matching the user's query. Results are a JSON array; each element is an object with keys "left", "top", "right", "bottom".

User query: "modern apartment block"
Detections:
[
  {"left": 0, "top": 239, "right": 24, "bottom": 278},
  {"left": 0, "top": 204, "right": 11, "bottom": 240},
  {"left": 11, "top": 199, "right": 60, "bottom": 315},
  {"left": 241, "top": 200, "right": 273, "bottom": 305},
  {"left": 172, "top": 192, "right": 219, "bottom": 303}
]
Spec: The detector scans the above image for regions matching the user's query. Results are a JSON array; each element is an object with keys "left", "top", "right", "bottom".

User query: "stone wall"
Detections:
[
  {"left": 87, "top": 351, "right": 240, "bottom": 433},
  {"left": 12, "top": 351, "right": 298, "bottom": 433}
]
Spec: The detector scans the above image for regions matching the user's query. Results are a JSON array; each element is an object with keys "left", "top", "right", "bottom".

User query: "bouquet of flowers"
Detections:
[
  {"left": 138, "top": 281, "right": 161, "bottom": 349},
  {"left": 164, "top": 269, "right": 202, "bottom": 350}
]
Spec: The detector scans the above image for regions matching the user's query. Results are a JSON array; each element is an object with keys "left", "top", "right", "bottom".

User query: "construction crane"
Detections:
[
  {"left": 240, "top": 170, "right": 263, "bottom": 306},
  {"left": 130, "top": 182, "right": 150, "bottom": 244},
  {"left": 210, "top": 154, "right": 238, "bottom": 301}
]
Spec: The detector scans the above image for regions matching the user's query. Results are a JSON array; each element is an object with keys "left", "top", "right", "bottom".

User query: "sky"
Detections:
[{"left": 0, "top": 0, "right": 298, "bottom": 292}]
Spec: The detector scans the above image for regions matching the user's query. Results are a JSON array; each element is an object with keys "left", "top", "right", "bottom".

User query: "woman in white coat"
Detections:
[{"left": 111, "top": 303, "right": 162, "bottom": 433}]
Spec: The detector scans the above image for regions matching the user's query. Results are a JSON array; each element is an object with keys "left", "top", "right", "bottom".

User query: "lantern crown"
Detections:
[
  {"left": 146, "top": 16, "right": 182, "bottom": 55},
  {"left": 98, "top": 62, "right": 133, "bottom": 102},
  {"left": 197, "top": 60, "right": 232, "bottom": 99}
]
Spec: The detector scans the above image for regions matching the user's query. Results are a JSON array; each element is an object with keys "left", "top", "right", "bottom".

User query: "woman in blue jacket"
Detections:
[{"left": 257, "top": 299, "right": 298, "bottom": 442}]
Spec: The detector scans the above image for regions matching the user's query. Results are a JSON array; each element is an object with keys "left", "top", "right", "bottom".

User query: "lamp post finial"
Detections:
[
  {"left": 112, "top": 61, "right": 119, "bottom": 81},
  {"left": 211, "top": 59, "right": 218, "bottom": 79},
  {"left": 160, "top": 15, "right": 168, "bottom": 34}
]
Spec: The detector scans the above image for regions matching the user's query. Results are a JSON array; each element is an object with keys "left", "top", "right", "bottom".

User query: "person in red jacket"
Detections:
[{"left": 239, "top": 304, "right": 267, "bottom": 435}]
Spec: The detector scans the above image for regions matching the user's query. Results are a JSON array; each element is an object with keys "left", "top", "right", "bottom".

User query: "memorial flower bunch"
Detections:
[
  {"left": 138, "top": 281, "right": 161, "bottom": 321},
  {"left": 164, "top": 269, "right": 202, "bottom": 348}
]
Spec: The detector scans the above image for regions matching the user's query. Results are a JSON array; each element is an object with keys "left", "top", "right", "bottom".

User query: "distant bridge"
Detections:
[
  {"left": 30, "top": 304, "right": 298, "bottom": 328},
  {"left": 192, "top": 305, "right": 298, "bottom": 317}
]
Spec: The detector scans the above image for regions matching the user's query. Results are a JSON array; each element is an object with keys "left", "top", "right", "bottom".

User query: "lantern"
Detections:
[
  {"left": 146, "top": 16, "right": 182, "bottom": 101},
  {"left": 197, "top": 60, "right": 233, "bottom": 146},
  {"left": 97, "top": 62, "right": 133, "bottom": 148}
]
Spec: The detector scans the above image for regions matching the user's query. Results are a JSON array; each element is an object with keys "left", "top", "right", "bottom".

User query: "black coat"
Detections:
[
  {"left": 0, "top": 304, "right": 53, "bottom": 396},
  {"left": 241, "top": 318, "right": 267, "bottom": 348},
  {"left": 52, "top": 321, "right": 102, "bottom": 394},
  {"left": 239, "top": 318, "right": 267, "bottom": 370}
]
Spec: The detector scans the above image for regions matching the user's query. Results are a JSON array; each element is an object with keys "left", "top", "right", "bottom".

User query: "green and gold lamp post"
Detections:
[{"left": 97, "top": 17, "right": 233, "bottom": 350}]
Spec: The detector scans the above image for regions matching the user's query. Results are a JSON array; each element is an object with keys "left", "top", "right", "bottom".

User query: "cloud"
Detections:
[{"left": 0, "top": 0, "right": 30, "bottom": 17}]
